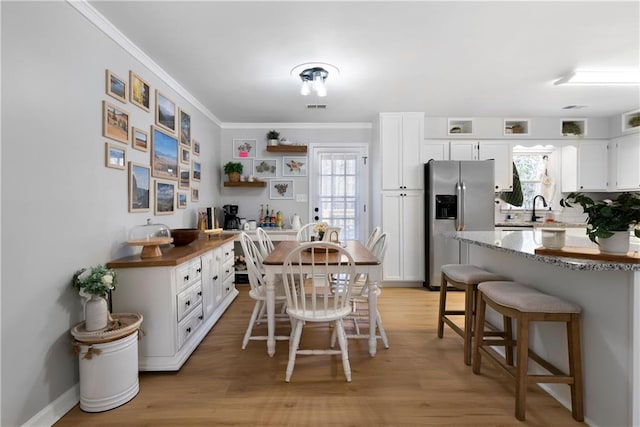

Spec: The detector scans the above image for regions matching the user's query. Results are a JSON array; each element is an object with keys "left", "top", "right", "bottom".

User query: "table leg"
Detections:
[
  {"left": 368, "top": 281, "right": 378, "bottom": 357},
  {"left": 265, "top": 270, "right": 276, "bottom": 357}
]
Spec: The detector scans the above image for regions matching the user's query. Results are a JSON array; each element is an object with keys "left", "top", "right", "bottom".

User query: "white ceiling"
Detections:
[{"left": 89, "top": 1, "right": 640, "bottom": 124}]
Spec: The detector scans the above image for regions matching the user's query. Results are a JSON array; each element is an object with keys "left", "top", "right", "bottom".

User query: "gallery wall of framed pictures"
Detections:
[{"left": 102, "top": 67, "right": 201, "bottom": 216}]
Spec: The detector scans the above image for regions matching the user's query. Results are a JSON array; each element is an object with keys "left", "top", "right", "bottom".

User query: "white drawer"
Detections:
[
  {"left": 176, "top": 281, "right": 203, "bottom": 322},
  {"left": 223, "top": 274, "right": 235, "bottom": 297},
  {"left": 222, "top": 258, "right": 235, "bottom": 282},
  {"left": 178, "top": 303, "right": 204, "bottom": 349},
  {"left": 176, "top": 258, "right": 202, "bottom": 293},
  {"left": 221, "top": 242, "right": 234, "bottom": 264}
]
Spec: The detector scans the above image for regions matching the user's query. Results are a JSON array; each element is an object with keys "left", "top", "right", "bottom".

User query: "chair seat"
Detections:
[
  {"left": 287, "top": 305, "right": 352, "bottom": 322},
  {"left": 249, "top": 280, "right": 287, "bottom": 300},
  {"left": 441, "top": 264, "right": 506, "bottom": 284},
  {"left": 478, "top": 281, "right": 582, "bottom": 314}
]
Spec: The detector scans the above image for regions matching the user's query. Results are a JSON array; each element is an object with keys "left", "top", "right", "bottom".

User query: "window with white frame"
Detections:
[{"left": 505, "top": 149, "right": 554, "bottom": 210}]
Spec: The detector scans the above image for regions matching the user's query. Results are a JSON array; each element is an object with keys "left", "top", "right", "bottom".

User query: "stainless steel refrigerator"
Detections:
[{"left": 424, "top": 160, "right": 495, "bottom": 290}]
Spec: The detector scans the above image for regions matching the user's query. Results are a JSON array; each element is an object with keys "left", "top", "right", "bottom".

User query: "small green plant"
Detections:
[
  {"left": 267, "top": 130, "right": 280, "bottom": 140},
  {"left": 629, "top": 116, "right": 640, "bottom": 128},
  {"left": 223, "top": 161, "right": 243, "bottom": 175},
  {"left": 562, "top": 121, "right": 582, "bottom": 135}
]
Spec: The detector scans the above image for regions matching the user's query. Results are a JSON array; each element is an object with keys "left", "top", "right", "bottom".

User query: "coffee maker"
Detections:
[{"left": 223, "top": 204, "right": 241, "bottom": 230}]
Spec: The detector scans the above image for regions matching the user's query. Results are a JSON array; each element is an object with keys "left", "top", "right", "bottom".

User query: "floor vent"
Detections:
[{"left": 306, "top": 104, "right": 327, "bottom": 109}]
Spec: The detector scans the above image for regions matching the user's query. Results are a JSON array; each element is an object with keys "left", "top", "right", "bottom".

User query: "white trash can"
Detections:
[{"left": 71, "top": 313, "right": 143, "bottom": 412}]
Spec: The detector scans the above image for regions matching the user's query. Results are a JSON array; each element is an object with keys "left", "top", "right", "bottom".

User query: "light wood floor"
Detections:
[{"left": 56, "top": 287, "right": 586, "bottom": 426}]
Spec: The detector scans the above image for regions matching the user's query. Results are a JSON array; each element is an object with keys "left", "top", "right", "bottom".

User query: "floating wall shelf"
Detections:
[
  {"left": 223, "top": 181, "right": 266, "bottom": 188},
  {"left": 266, "top": 145, "right": 307, "bottom": 153}
]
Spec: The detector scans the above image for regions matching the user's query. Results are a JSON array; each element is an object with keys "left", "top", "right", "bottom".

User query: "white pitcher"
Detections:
[{"left": 290, "top": 214, "right": 302, "bottom": 230}]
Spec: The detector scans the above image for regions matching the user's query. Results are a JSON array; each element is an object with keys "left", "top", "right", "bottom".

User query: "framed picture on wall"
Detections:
[
  {"left": 105, "top": 69, "right": 127, "bottom": 103},
  {"left": 253, "top": 159, "right": 277, "bottom": 178},
  {"left": 102, "top": 101, "right": 129, "bottom": 144},
  {"left": 192, "top": 161, "right": 201, "bottom": 181},
  {"left": 177, "top": 192, "right": 187, "bottom": 209},
  {"left": 191, "top": 187, "right": 199, "bottom": 202},
  {"left": 269, "top": 179, "right": 294, "bottom": 200},
  {"left": 179, "top": 167, "right": 190, "bottom": 190},
  {"left": 193, "top": 140, "right": 200, "bottom": 156},
  {"left": 151, "top": 126, "right": 179, "bottom": 180},
  {"left": 180, "top": 147, "right": 190, "bottom": 165},
  {"left": 129, "top": 70, "right": 150, "bottom": 112},
  {"left": 155, "top": 90, "right": 176, "bottom": 133},
  {"left": 105, "top": 142, "right": 126, "bottom": 169},
  {"left": 132, "top": 127, "right": 149, "bottom": 152},
  {"left": 155, "top": 180, "right": 175, "bottom": 215},
  {"left": 128, "top": 162, "right": 150, "bottom": 212},
  {"left": 179, "top": 108, "right": 191, "bottom": 147},
  {"left": 233, "top": 139, "right": 256, "bottom": 159},
  {"left": 282, "top": 156, "right": 307, "bottom": 176}
]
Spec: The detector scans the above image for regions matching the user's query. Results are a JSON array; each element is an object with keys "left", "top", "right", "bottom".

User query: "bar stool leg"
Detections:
[
  {"left": 567, "top": 313, "right": 584, "bottom": 422},
  {"left": 504, "top": 315, "right": 514, "bottom": 366},
  {"left": 515, "top": 315, "right": 529, "bottom": 421},
  {"left": 472, "top": 294, "right": 486, "bottom": 374},
  {"left": 437, "top": 272, "right": 447, "bottom": 338},
  {"left": 463, "top": 285, "right": 475, "bottom": 365}
]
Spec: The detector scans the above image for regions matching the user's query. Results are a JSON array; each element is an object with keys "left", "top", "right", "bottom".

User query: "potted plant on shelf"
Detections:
[
  {"left": 629, "top": 116, "right": 640, "bottom": 128},
  {"left": 72, "top": 265, "right": 117, "bottom": 331},
  {"left": 562, "top": 121, "right": 582, "bottom": 136},
  {"left": 560, "top": 192, "right": 640, "bottom": 255},
  {"left": 511, "top": 123, "right": 524, "bottom": 134},
  {"left": 267, "top": 130, "right": 280, "bottom": 146},
  {"left": 223, "top": 161, "right": 243, "bottom": 182}
]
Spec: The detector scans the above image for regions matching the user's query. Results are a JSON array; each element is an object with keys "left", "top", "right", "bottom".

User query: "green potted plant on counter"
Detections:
[
  {"left": 560, "top": 192, "right": 640, "bottom": 255},
  {"left": 223, "top": 161, "right": 243, "bottom": 182}
]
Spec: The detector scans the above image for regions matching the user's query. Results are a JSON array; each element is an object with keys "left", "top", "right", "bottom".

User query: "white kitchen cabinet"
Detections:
[
  {"left": 610, "top": 133, "right": 640, "bottom": 190},
  {"left": 450, "top": 141, "right": 512, "bottom": 191},
  {"left": 561, "top": 141, "right": 608, "bottom": 192},
  {"left": 109, "top": 239, "right": 238, "bottom": 371},
  {"left": 478, "top": 141, "right": 513, "bottom": 192},
  {"left": 421, "top": 140, "right": 449, "bottom": 162},
  {"left": 381, "top": 190, "right": 424, "bottom": 282},
  {"left": 380, "top": 112, "right": 425, "bottom": 190}
]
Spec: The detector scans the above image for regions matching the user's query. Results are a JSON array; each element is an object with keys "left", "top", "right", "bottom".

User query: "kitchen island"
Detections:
[{"left": 451, "top": 230, "right": 640, "bottom": 427}]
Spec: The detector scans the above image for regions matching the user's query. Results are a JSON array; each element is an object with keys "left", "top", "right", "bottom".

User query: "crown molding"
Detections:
[
  {"left": 66, "top": 0, "right": 222, "bottom": 127},
  {"left": 220, "top": 122, "right": 372, "bottom": 130}
]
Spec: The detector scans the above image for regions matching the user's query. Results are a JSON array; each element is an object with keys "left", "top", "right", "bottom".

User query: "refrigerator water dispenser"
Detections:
[{"left": 435, "top": 195, "right": 457, "bottom": 219}]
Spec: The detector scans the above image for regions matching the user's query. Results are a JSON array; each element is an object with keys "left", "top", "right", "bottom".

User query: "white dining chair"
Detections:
[
  {"left": 334, "top": 232, "right": 390, "bottom": 349},
  {"left": 295, "top": 222, "right": 318, "bottom": 241},
  {"left": 256, "top": 227, "right": 275, "bottom": 258},
  {"left": 366, "top": 226, "right": 382, "bottom": 250},
  {"left": 281, "top": 241, "right": 356, "bottom": 382},
  {"left": 239, "top": 232, "right": 289, "bottom": 350}
]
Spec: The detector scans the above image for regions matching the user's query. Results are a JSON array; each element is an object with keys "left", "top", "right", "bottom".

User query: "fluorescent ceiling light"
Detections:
[{"left": 555, "top": 70, "right": 640, "bottom": 85}]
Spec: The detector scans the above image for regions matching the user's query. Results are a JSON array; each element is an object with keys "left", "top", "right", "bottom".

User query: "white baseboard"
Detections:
[{"left": 22, "top": 384, "right": 79, "bottom": 427}]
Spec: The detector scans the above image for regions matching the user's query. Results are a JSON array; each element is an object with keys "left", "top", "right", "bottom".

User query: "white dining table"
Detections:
[{"left": 262, "top": 240, "right": 383, "bottom": 357}]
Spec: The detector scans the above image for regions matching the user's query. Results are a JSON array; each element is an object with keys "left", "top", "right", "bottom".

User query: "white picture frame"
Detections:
[
  {"left": 233, "top": 139, "right": 257, "bottom": 159},
  {"left": 269, "top": 179, "right": 294, "bottom": 200},
  {"left": 282, "top": 156, "right": 307, "bottom": 176},
  {"left": 253, "top": 158, "right": 277, "bottom": 178}
]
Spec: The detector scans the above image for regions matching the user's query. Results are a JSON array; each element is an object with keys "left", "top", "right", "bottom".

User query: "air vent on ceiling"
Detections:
[
  {"left": 562, "top": 105, "right": 588, "bottom": 109},
  {"left": 306, "top": 104, "right": 327, "bottom": 109}
]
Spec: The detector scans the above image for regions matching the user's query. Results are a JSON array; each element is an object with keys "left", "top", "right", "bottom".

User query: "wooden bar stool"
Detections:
[
  {"left": 437, "top": 264, "right": 508, "bottom": 365},
  {"left": 472, "top": 281, "right": 584, "bottom": 422}
]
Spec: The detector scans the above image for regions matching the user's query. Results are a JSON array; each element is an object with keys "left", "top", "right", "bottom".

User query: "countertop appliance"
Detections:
[
  {"left": 223, "top": 204, "right": 241, "bottom": 230},
  {"left": 424, "top": 160, "right": 495, "bottom": 290}
]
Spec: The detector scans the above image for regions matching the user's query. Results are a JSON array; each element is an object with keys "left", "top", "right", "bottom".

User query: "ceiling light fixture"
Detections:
[
  {"left": 291, "top": 62, "right": 339, "bottom": 97},
  {"left": 554, "top": 69, "right": 640, "bottom": 85}
]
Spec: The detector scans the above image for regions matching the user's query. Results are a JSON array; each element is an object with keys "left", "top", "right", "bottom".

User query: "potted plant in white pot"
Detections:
[
  {"left": 72, "top": 265, "right": 117, "bottom": 331},
  {"left": 560, "top": 192, "right": 640, "bottom": 255},
  {"left": 267, "top": 130, "right": 280, "bottom": 146}
]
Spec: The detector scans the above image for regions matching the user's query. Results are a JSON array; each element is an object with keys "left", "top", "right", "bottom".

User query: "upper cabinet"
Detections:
[
  {"left": 421, "top": 140, "right": 449, "bottom": 162},
  {"left": 380, "top": 112, "right": 425, "bottom": 190},
  {"left": 561, "top": 141, "right": 608, "bottom": 192},
  {"left": 610, "top": 133, "right": 640, "bottom": 190},
  {"left": 449, "top": 141, "right": 512, "bottom": 191}
]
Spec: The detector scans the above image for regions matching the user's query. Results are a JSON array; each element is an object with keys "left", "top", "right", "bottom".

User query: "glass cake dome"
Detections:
[{"left": 128, "top": 219, "right": 171, "bottom": 242}]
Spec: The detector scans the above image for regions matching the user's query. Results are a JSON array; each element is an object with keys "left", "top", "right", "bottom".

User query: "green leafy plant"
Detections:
[
  {"left": 223, "top": 161, "right": 243, "bottom": 175},
  {"left": 266, "top": 130, "right": 280, "bottom": 140},
  {"left": 562, "top": 121, "right": 582, "bottom": 135},
  {"left": 72, "top": 265, "right": 117, "bottom": 298},
  {"left": 560, "top": 192, "right": 640, "bottom": 243},
  {"left": 629, "top": 116, "right": 640, "bottom": 128}
]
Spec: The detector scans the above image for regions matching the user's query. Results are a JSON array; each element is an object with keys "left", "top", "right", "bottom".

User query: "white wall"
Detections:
[
  {"left": 1, "top": 2, "right": 221, "bottom": 425},
  {"left": 219, "top": 126, "right": 371, "bottom": 226}
]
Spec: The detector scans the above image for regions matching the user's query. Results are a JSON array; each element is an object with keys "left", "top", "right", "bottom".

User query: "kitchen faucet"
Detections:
[{"left": 531, "top": 195, "right": 548, "bottom": 222}]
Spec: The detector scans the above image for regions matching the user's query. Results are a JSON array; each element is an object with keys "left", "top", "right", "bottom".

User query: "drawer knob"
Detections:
[
  {"left": 185, "top": 300, "right": 191, "bottom": 306},
  {"left": 213, "top": 275, "right": 218, "bottom": 280},
  {"left": 196, "top": 268, "right": 201, "bottom": 273},
  {"left": 184, "top": 275, "right": 189, "bottom": 281},
  {"left": 197, "top": 291, "right": 202, "bottom": 296},
  {"left": 198, "top": 315, "right": 204, "bottom": 320},
  {"left": 186, "top": 327, "right": 191, "bottom": 333}
]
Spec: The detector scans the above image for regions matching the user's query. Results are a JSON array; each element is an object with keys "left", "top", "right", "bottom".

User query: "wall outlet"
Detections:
[{"left": 296, "top": 194, "right": 308, "bottom": 202}]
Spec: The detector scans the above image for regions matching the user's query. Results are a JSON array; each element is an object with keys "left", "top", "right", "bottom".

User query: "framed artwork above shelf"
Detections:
[
  {"left": 223, "top": 181, "right": 266, "bottom": 188},
  {"left": 266, "top": 145, "right": 307, "bottom": 153}
]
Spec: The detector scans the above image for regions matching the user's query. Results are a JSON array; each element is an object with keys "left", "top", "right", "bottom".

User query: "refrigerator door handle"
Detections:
[
  {"left": 456, "top": 182, "right": 463, "bottom": 231},
  {"left": 460, "top": 181, "right": 467, "bottom": 230}
]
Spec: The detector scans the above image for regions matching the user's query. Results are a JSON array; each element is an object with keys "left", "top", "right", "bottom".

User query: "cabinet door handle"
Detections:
[
  {"left": 213, "top": 275, "right": 218, "bottom": 280},
  {"left": 184, "top": 275, "right": 189, "bottom": 281},
  {"left": 197, "top": 291, "right": 202, "bottom": 296},
  {"left": 196, "top": 267, "right": 201, "bottom": 273},
  {"left": 198, "top": 315, "right": 203, "bottom": 320},
  {"left": 225, "top": 252, "right": 230, "bottom": 256},
  {"left": 186, "top": 327, "right": 191, "bottom": 334},
  {"left": 185, "top": 300, "right": 191, "bottom": 306}
]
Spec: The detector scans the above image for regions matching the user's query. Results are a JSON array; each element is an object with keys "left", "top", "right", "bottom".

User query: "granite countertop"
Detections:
[{"left": 451, "top": 230, "right": 640, "bottom": 272}]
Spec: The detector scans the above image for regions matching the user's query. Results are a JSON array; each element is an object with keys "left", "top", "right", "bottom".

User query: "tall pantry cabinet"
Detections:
[{"left": 379, "top": 112, "right": 424, "bottom": 282}]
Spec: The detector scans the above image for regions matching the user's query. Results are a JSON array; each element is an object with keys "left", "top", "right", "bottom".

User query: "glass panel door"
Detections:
[{"left": 310, "top": 145, "right": 368, "bottom": 241}]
